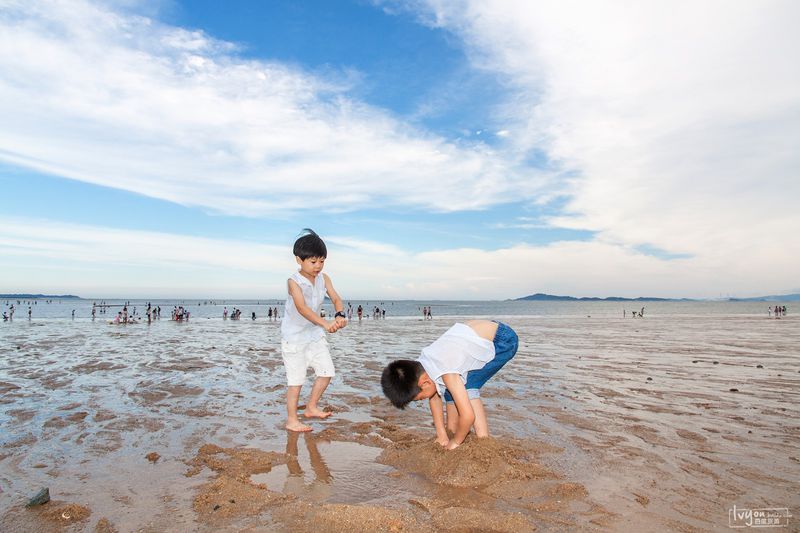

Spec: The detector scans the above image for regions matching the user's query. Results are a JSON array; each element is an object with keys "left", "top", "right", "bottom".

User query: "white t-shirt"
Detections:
[
  {"left": 281, "top": 271, "right": 327, "bottom": 344},
  {"left": 418, "top": 323, "right": 495, "bottom": 396}
]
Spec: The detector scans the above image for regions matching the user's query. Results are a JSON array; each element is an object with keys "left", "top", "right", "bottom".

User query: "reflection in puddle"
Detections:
[{"left": 251, "top": 434, "right": 396, "bottom": 504}]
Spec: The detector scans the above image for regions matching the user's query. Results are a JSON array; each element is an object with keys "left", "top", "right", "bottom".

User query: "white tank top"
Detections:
[
  {"left": 281, "top": 271, "right": 327, "bottom": 343},
  {"left": 418, "top": 323, "right": 495, "bottom": 396}
]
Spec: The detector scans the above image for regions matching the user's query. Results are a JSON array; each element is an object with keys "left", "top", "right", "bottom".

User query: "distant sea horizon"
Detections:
[{"left": 3, "top": 292, "right": 800, "bottom": 302}]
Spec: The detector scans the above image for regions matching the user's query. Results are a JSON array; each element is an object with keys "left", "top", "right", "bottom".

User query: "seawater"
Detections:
[{"left": 1, "top": 298, "right": 790, "bottom": 320}]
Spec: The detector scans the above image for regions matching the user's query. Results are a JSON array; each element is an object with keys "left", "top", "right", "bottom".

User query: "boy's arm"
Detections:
[
  {"left": 428, "top": 393, "right": 450, "bottom": 446},
  {"left": 287, "top": 279, "right": 336, "bottom": 331},
  {"left": 441, "top": 373, "right": 475, "bottom": 449},
  {"left": 322, "top": 273, "right": 346, "bottom": 328}
]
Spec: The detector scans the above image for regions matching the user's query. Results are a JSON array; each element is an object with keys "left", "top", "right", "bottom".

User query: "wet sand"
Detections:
[{"left": 1, "top": 315, "right": 798, "bottom": 531}]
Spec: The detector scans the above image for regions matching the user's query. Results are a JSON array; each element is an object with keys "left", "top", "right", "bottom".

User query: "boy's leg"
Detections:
[
  {"left": 305, "top": 338, "right": 335, "bottom": 419},
  {"left": 305, "top": 377, "right": 332, "bottom": 419},
  {"left": 282, "top": 340, "right": 313, "bottom": 431},
  {"left": 445, "top": 397, "right": 488, "bottom": 437},
  {"left": 446, "top": 402, "right": 459, "bottom": 434},
  {"left": 470, "top": 398, "right": 488, "bottom": 437},
  {"left": 286, "top": 385, "right": 312, "bottom": 432}
]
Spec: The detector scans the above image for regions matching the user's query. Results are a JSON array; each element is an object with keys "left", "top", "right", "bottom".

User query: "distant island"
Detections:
[
  {"left": 1, "top": 294, "right": 81, "bottom": 299},
  {"left": 726, "top": 293, "right": 800, "bottom": 302},
  {"left": 515, "top": 293, "right": 690, "bottom": 302},
  {"left": 516, "top": 292, "right": 800, "bottom": 302}
]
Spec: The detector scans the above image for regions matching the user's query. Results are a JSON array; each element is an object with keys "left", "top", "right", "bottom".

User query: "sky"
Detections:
[{"left": 1, "top": 0, "right": 798, "bottom": 300}]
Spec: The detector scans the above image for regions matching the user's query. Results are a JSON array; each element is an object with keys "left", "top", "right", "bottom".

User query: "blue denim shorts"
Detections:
[{"left": 443, "top": 322, "right": 519, "bottom": 403}]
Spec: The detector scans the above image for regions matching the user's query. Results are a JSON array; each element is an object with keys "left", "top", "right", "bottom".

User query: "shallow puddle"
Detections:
[{"left": 251, "top": 440, "right": 399, "bottom": 504}]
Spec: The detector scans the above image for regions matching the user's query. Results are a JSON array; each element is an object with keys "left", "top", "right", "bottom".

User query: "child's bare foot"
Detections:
[
  {"left": 286, "top": 420, "right": 313, "bottom": 432},
  {"left": 303, "top": 408, "right": 332, "bottom": 419}
]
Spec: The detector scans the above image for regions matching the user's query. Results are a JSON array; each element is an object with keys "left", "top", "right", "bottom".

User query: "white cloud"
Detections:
[
  {"left": 2, "top": 1, "right": 798, "bottom": 298},
  {"left": 0, "top": 216, "right": 286, "bottom": 269},
  {"left": 392, "top": 0, "right": 800, "bottom": 287},
  {"left": 1, "top": 217, "right": 793, "bottom": 299},
  {"left": 0, "top": 0, "right": 551, "bottom": 216}
]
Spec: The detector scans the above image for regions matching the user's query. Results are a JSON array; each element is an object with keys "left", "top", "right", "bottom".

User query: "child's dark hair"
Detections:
[
  {"left": 293, "top": 228, "right": 327, "bottom": 260},
  {"left": 381, "top": 360, "right": 424, "bottom": 409}
]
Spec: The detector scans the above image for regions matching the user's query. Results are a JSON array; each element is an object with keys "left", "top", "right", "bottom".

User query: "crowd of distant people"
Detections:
[
  {"left": 346, "top": 303, "right": 393, "bottom": 322},
  {"left": 769, "top": 305, "right": 788, "bottom": 318},
  {"left": 4, "top": 299, "right": 441, "bottom": 323},
  {"left": 5, "top": 298, "right": 792, "bottom": 324},
  {"left": 171, "top": 305, "right": 189, "bottom": 321},
  {"left": 223, "top": 307, "right": 242, "bottom": 320},
  {"left": 624, "top": 307, "right": 646, "bottom": 318}
]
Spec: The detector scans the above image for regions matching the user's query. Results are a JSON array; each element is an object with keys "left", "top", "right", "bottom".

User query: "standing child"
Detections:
[
  {"left": 381, "top": 320, "right": 518, "bottom": 449},
  {"left": 281, "top": 229, "right": 347, "bottom": 432}
]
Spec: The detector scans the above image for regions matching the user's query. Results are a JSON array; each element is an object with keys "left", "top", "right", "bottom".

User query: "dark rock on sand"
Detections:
[{"left": 26, "top": 487, "right": 50, "bottom": 507}]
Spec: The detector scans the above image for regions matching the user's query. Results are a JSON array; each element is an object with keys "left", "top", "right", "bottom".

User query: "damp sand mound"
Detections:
[
  {"left": 377, "top": 435, "right": 610, "bottom": 530},
  {"left": 378, "top": 435, "right": 557, "bottom": 489},
  {"left": 186, "top": 444, "right": 291, "bottom": 521}
]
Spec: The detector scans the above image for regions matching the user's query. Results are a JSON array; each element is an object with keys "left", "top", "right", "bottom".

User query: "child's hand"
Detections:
[
  {"left": 334, "top": 316, "right": 347, "bottom": 329},
  {"left": 435, "top": 435, "right": 449, "bottom": 447},
  {"left": 446, "top": 439, "right": 461, "bottom": 450},
  {"left": 325, "top": 320, "right": 345, "bottom": 333}
]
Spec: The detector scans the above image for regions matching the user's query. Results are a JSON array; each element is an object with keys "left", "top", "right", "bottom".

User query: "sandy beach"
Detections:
[{"left": 1, "top": 314, "right": 798, "bottom": 532}]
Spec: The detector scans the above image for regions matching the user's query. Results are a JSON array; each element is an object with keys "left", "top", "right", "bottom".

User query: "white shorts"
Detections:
[{"left": 281, "top": 337, "right": 335, "bottom": 386}]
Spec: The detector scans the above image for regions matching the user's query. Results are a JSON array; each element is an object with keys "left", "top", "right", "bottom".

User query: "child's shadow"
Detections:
[{"left": 284, "top": 430, "right": 333, "bottom": 501}]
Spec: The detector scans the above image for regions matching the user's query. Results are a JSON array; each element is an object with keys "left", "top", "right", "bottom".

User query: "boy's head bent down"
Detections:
[{"left": 381, "top": 360, "right": 436, "bottom": 408}]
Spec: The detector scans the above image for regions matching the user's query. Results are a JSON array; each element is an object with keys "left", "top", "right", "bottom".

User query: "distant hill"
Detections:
[
  {"left": 1, "top": 294, "right": 81, "bottom": 299},
  {"left": 516, "top": 293, "right": 691, "bottom": 302},
  {"left": 727, "top": 293, "right": 800, "bottom": 302}
]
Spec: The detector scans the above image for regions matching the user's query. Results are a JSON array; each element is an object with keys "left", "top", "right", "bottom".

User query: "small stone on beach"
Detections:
[
  {"left": 729, "top": 388, "right": 739, "bottom": 392},
  {"left": 756, "top": 364, "right": 763, "bottom": 368},
  {"left": 146, "top": 452, "right": 160, "bottom": 463},
  {"left": 26, "top": 487, "right": 50, "bottom": 507}
]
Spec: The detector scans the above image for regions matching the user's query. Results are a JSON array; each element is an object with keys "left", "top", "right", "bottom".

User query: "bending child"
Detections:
[
  {"left": 381, "top": 320, "right": 518, "bottom": 449},
  {"left": 281, "top": 229, "right": 347, "bottom": 432}
]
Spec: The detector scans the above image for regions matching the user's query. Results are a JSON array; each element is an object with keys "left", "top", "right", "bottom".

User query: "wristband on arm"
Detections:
[{"left": 334, "top": 311, "right": 346, "bottom": 319}]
